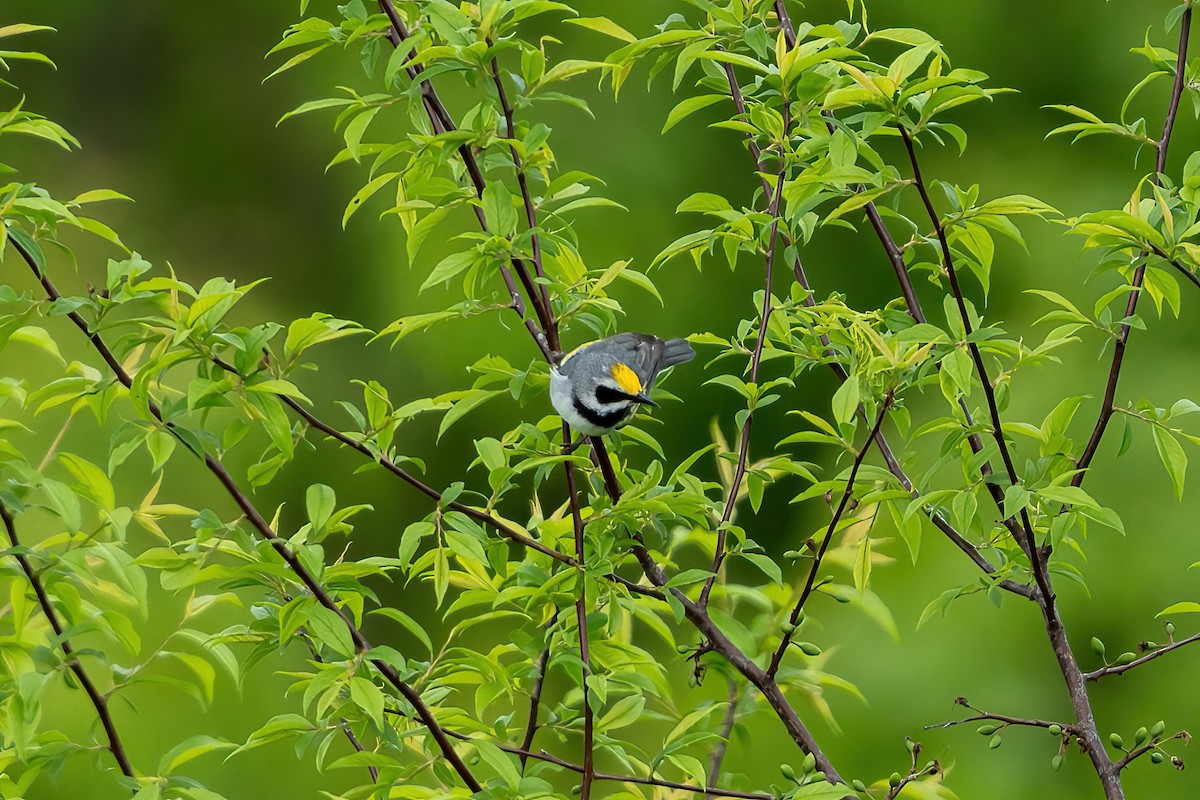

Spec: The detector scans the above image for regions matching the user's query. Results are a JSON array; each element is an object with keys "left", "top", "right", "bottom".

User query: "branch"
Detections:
[
  {"left": 925, "top": 709, "right": 1076, "bottom": 736},
  {"left": 896, "top": 124, "right": 1050, "bottom": 598},
  {"left": 377, "top": 0, "right": 554, "bottom": 361},
  {"left": 11, "top": 237, "right": 483, "bottom": 793},
  {"left": 0, "top": 505, "right": 135, "bottom": 779},
  {"left": 768, "top": 391, "right": 892, "bottom": 677},
  {"left": 700, "top": 132, "right": 789, "bottom": 609},
  {"left": 1074, "top": 6, "right": 1193, "bottom": 486},
  {"left": 1086, "top": 631, "right": 1200, "bottom": 680},
  {"left": 1114, "top": 732, "right": 1190, "bottom": 772},
  {"left": 383, "top": 707, "right": 778, "bottom": 800},
  {"left": 490, "top": 54, "right": 557, "bottom": 351},
  {"left": 893, "top": 123, "right": 1126, "bottom": 792},
  {"left": 705, "top": 681, "right": 741, "bottom": 800},
  {"left": 562, "top": 422, "right": 594, "bottom": 800},
  {"left": 518, "top": 634, "right": 553, "bottom": 771}
]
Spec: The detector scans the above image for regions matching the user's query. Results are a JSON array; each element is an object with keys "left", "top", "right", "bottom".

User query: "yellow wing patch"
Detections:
[{"left": 610, "top": 362, "right": 642, "bottom": 395}]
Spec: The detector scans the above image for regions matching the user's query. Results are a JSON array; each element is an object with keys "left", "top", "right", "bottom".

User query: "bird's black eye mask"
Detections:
[{"left": 595, "top": 385, "right": 632, "bottom": 405}]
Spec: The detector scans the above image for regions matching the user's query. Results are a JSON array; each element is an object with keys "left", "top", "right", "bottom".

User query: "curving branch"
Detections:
[
  {"left": 705, "top": 680, "right": 742, "bottom": 800},
  {"left": 0, "top": 505, "right": 136, "bottom": 779},
  {"left": 562, "top": 421, "right": 594, "bottom": 800},
  {"left": 768, "top": 392, "right": 892, "bottom": 677},
  {"left": 10, "top": 237, "right": 483, "bottom": 793},
  {"left": 700, "top": 121, "right": 789, "bottom": 610},
  {"left": 1085, "top": 630, "right": 1200, "bottom": 681},
  {"left": 1074, "top": 6, "right": 1193, "bottom": 485}
]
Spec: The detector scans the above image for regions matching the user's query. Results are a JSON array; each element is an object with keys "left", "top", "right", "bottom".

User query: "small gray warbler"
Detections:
[{"left": 550, "top": 332, "right": 695, "bottom": 446}]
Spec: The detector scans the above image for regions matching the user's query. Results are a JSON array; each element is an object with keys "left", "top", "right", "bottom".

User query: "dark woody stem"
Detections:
[{"left": 0, "top": 505, "right": 136, "bottom": 780}]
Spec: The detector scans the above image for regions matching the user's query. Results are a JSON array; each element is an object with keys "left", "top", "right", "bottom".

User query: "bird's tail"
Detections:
[{"left": 660, "top": 337, "right": 696, "bottom": 369}]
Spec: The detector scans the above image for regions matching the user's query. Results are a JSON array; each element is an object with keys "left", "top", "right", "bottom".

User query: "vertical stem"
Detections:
[
  {"left": 768, "top": 392, "right": 892, "bottom": 677},
  {"left": 1074, "top": 7, "right": 1192, "bottom": 484},
  {"left": 700, "top": 113, "right": 790, "bottom": 610},
  {"left": 563, "top": 422, "right": 594, "bottom": 800},
  {"left": 1, "top": 506, "right": 136, "bottom": 779},
  {"left": 705, "top": 680, "right": 741, "bottom": 799}
]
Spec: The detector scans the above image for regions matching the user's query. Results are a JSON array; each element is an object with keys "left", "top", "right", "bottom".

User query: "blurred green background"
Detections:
[{"left": 4, "top": 1, "right": 1200, "bottom": 798}]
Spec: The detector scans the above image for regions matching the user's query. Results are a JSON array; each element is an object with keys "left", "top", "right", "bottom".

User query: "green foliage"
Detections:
[{"left": 2, "top": 2, "right": 1200, "bottom": 800}]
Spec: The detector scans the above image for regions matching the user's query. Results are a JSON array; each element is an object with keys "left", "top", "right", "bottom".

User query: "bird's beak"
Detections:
[{"left": 632, "top": 392, "right": 658, "bottom": 407}]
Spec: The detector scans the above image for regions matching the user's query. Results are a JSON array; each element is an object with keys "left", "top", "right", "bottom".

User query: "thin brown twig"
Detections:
[
  {"left": 379, "top": 707, "right": 777, "bottom": 799},
  {"left": 1074, "top": 6, "right": 1193, "bottom": 485},
  {"left": 0, "top": 505, "right": 136, "bottom": 779},
  {"left": 768, "top": 391, "right": 892, "bottom": 677},
  {"left": 10, "top": 237, "right": 483, "bottom": 793},
  {"left": 518, "top": 633, "right": 554, "bottom": 771},
  {"left": 562, "top": 422, "right": 594, "bottom": 800},
  {"left": 706, "top": 680, "right": 741, "bottom": 799},
  {"left": 700, "top": 106, "right": 790, "bottom": 610},
  {"left": 1085, "top": 631, "right": 1200, "bottom": 680}
]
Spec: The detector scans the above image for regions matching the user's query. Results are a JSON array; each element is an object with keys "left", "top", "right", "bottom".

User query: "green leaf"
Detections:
[
  {"left": 666, "top": 568, "right": 716, "bottom": 588},
  {"left": 598, "top": 694, "right": 645, "bottom": 731},
  {"left": 369, "top": 607, "right": 433, "bottom": 653},
  {"left": 482, "top": 181, "right": 518, "bottom": 237},
  {"left": 349, "top": 676, "right": 385, "bottom": 728},
  {"left": 474, "top": 740, "right": 523, "bottom": 790},
  {"left": 662, "top": 94, "right": 725, "bottom": 133},
  {"left": 157, "top": 735, "right": 235, "bottom": 775},
  {"left": 306, "top": 484, "right": 336, "bottom": 532},
  {"left": 58, "top": 453, "right": 115, "bottom": 511},
  {"left": 420, "top": 251, "right": 477, "bottom": 292},
  {"left": 1151, "top": 425, "right": 1187, "bottom": 501},
  {"left": 1158, "top": 601, "right": 1200, "bottom": 616},
  {"left": 438, "top": 389, "right": 503, "bottom": 441},
  {"left": 306, "top": 605, "right": 356, "bottom": 658},
  {"left": 565, "top": 17, "right": 636, "bottom": 43},
  {"left": 831, "top": 377, "right": 859, "bottom": 425}
]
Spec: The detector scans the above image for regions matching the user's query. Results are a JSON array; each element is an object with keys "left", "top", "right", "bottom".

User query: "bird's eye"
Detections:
[{"left": 595, "top": 385, "right": 630, "bottom": 405}]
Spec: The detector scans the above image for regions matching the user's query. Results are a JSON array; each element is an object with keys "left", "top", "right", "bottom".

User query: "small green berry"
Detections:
[
  {"left": 801, "top": 753, "right": 815, "bottom": 774},
  {"left": 1109, "top": 733, "right": 1125, "bottom": 750},
  {"left": 798, "top": 642, "right": 822, "bottom": 657},
  {"left": 851, "top": 780, "right": 867, "bottom": 792},
  {"left": 1091, "top": 637, "right": 1106, "bottom": 657},
  {"left": 1117, "top": 652, "right": 1137, "bottom": 665},
  {"left": 1165, "top": 621, "right": 1176, "bottom": 636},
  {"left": 989, "top": 734, "right": 1003, "bottom": 749},
  {"left": 889, "top": 772, "right": 902, "bottom": 787},
  {"left": 1048, "top": 724, "right": 1062, "bottom": 736},
  {"left": 1135, "top": 727, "right": 1148, "bottom": 744},
  {"left": 1051, "top": 754, "right": 1063, "bottom": 771},
  {"left": 977, "top": 724, "right": 998, "bottom": 735},
  {"left": 1151, "top": 721, "right": 1167, "bottom": 738},
  {"left": 780, "top": 764, "right": 796, "bottom": 781},
  {"left": 1151, "top": 752, "right": 1165, "bottom": 765}
]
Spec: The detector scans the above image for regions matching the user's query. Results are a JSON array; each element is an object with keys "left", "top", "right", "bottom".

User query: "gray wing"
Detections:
[{"left": 604, "top": 333, "right": 695, "bottom": 388}]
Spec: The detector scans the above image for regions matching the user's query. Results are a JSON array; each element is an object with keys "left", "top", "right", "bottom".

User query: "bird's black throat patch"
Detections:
[{"left": 573, "top": 394, "right": 631, "bottom": 430}]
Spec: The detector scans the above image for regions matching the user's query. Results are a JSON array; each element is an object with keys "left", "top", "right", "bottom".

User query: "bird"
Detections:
[{"left": 550, "top": 333, "right": 695, "bottom": 447}]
